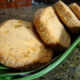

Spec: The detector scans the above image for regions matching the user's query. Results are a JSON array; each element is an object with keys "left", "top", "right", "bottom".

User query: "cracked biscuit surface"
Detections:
[
  {"left": 34, "top": 7, "right": 71, "bottom": 51},
  {"left": 69, "top": 3, "right": 80, "bottom": 19},
  {"left": 0, "top": 19, "right": 53, "bottom": 69},
  {"left": 54, "top": 1, "right": 80, "bottom": 33}
]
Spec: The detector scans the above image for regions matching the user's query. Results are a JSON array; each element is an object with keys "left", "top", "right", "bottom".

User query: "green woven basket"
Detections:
[{"left": 0, "top": 36, "right": 80, "bottom": 80}]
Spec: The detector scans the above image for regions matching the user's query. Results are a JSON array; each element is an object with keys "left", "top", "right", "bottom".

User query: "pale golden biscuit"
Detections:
[
  {"left": 0, "top": 19, "right": 53, "bottom": 69},
  {"left": 34, "top": 7, "right": 71, "bottom": 51},
  {"left": 69, "top": 3, "right": 80, "bottom": 19},
  {"left": 54, "top": 1, "right": 80, "bottom": 33}
]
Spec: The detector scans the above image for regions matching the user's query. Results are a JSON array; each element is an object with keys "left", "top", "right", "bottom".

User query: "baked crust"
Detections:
[
  {"left": 34, "top": 6, "right": 71, "bottom": 51},
  {"left": 0, "top": 19, "right": 53, "bottom": 69},
  {"left": 69, "top": 3, "right": 80, "bottom": 19},
  {"left": 54, "top": 1, "right": 80, "bottom": 33}
]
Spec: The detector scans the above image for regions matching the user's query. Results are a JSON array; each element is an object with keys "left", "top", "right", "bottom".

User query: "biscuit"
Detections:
[
  {"left": 54, "top": 1, "right": 80, "bottom": 33},
  {"left": 69, "top": 3, "right": 80, "bottom": 19},
  {"left": 0, "top": 19, "right": 53, "bottom": 69},
  {"left": 34, "top": 7, "right": 71, "bottom": 51}
]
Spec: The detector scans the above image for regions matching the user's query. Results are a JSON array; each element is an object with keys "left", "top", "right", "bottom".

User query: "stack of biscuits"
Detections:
[{"left": 0, "top": 1, "right": 80, "bottom": 70}]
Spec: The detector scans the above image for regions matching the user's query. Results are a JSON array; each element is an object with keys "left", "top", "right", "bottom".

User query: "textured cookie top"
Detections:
[
  {"left": 69, "top": 3, "right": 80, "bottom": 19},
  {"left": 54, "top": 1, "right": 80, "bottom": 33},
  {"left": 34, "top": 7, "right": 71, "bottom": 49},
  {"left": 0, "top": 19, "right": 53, "bottom": 69}
]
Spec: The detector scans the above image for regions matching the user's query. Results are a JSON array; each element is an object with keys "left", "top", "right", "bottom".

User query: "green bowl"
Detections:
[{"left": 0, "top": 36, "right": 80, "bottom": 80}]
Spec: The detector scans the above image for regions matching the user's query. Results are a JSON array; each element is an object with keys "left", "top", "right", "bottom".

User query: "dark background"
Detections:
[{"left": 34, "top": 0, "right": 80, "bottom": 5}]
